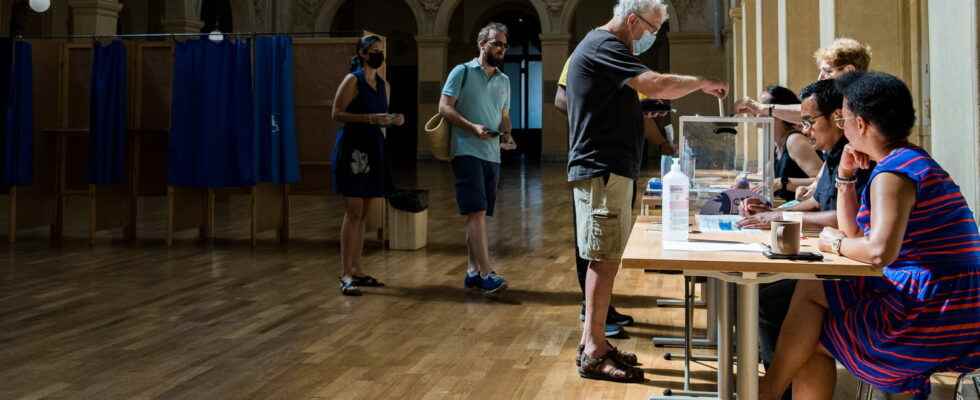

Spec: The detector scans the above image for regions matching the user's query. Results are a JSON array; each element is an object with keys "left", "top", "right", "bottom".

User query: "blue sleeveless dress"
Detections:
[
  {"left": 331, "top": 68, "right": 387, "bottom": 198},
  {"left": 821, "top": 146, "right": 980, "bottom": 398}
]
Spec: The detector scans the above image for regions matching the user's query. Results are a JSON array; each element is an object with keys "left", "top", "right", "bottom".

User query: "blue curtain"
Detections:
[
  {"left": 254, "top": 36, "right": 299, "bottom": 184},
  {"left": 2, "top": 41, "right": 33, "bottom": 186},
  {"left": 0, "top": 39, "right": 11, "bottom": 185},
  {"left": 89, "top": 40, "right": 127, "bottom": 185},
  {"left": 169, "top": 39, "right": 255, "bottom": 188}
]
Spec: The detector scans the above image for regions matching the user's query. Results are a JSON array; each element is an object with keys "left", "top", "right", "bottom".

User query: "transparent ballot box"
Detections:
[{"left": 670, "top": 116, "right": 774, "bottom": 232}]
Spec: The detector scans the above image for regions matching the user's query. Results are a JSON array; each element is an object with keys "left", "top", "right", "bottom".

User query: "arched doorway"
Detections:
[
  {"left": 331, "top": 0, "right": 420, "bottom": 174},
  {"left": 448, "top": 0, "right": 544, "bottom": 163},
  {"left": 8, "top": 0, "right": 51, "bottom": 36}
]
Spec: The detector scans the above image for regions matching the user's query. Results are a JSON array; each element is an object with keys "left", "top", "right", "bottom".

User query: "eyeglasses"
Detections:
[
  {"left": 834, "top": 115, "right": 854, "bottom": 129},
  {"left": 800, "top": 113, "right": 824, "bottom": 131},
  {"left": 634, "top": 13, "right": 660, "bottom": 33},
  {"left": 487, "top": 40, "right": 509, "bottom": 50}
]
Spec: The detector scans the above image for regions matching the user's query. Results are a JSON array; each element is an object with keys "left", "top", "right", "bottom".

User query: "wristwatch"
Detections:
[{"left": 831, "top": 237, "right": 843, "bottom": 256}]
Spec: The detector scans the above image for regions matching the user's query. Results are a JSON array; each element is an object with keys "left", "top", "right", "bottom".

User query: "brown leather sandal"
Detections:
[
  {"left": 578, "top": 351, "right": 644, "bottom": 383},
  {"left": 576, "top": 343, "right": 640, "bottom": 367}
]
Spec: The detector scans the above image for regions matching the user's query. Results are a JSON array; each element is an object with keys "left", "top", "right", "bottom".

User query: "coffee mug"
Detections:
[{"left": 770, "top": 220, "right": 801, "bottom": 255}]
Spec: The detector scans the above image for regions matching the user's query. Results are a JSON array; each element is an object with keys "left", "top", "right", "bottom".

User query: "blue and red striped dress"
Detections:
[{"left": 822, "top": 146, "right": 980, "bottom": 398}]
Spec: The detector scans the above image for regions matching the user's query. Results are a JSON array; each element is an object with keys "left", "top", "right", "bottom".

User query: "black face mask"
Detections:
[{"left": 366, "top": 52, "right": 385, "bottom": 69}]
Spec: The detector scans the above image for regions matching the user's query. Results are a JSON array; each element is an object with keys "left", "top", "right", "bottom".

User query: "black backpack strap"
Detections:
[{"left": 459, "top": 63, "right": 469, "bottom": 93}]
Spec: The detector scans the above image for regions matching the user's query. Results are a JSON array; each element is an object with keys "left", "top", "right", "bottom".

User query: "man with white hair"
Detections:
[{"left": 566, "top": 0, "right": 728, "bottom": 382}]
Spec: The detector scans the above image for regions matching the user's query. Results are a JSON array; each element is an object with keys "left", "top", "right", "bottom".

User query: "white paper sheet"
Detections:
[{"left": 663, "top": 240, "right": 767, "bottom": 253}]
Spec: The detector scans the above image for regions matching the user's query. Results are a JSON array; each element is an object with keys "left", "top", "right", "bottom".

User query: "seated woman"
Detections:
[
  {"left": 759, "top": 85, "right": 822, "bottom": 201},
  {"left": 760, "top": 72, "right": 980, "bottom": 400}
]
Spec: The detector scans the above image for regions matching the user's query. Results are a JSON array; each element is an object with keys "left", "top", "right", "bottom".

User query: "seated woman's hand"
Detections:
[
  {"left": 840, "top": 144, "right": 871, "bottom": 178},
  {"left": 818, "top": 227, "right": 845, "bottom": 253}
]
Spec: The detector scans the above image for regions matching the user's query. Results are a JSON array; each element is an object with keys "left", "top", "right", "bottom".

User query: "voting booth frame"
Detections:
[{"left": 1, "top": 31, "right": 389, "bottom": 247}]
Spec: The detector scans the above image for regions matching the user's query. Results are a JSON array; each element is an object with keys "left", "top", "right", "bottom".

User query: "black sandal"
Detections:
[
  {"left": 340, "top": 278, "right": 362, "bottom": 296},
  {"left": 351, "top": 274, "right": 384, "bottom": 287},
  {"left": 576, "top": 343, "right": 640, "bottom": 367},
  {"left": 578, "top": 351, "right": 644, "bottom": 383}
]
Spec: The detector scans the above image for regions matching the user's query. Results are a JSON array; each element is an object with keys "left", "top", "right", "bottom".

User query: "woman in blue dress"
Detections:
[
  {"left": 760, "top": 71, "right": 980, "bottom": 399},
  {"left": 331, "top": 35, "right": 404, "bottom": 296}
]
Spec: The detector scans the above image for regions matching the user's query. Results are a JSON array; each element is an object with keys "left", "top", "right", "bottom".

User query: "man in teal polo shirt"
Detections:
[{"left": 438, "top": 22, "right": 516, "bottom": 295}]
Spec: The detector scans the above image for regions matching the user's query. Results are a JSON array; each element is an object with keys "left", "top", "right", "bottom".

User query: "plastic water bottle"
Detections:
[{"left": 662, "top": 158, "right": 690, "bottom": 242}]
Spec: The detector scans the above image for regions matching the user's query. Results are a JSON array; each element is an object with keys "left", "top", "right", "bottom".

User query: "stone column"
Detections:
[
  {"left": 160, "top": 0, "right": 203, "bottom": 33},
  {"left": 416, "top": 35, "right": 450, "bottom": 159},
  {"left": 784, "top": 0, "right": 820, "bottom": 93},
  {"left": 731, "top": 6, "right": 746, "bottom": 167},
  {"left": 68, "top": 0, "right": 123, "bottom": 36},
  {"left": 819, "top": 0, "right": 835, "bottom": 47},
  {"left": 756, "top": 0, "right": 778, "bottom": 89},
  {"left": 161, "top": 17, "right": 203, "bottom": 33},
  {"left": 540, "top": 34, "right": 570, "bottom": 162},
  {"left": 743, "top": 0, "right": 759, "bottom": 170},
  {"left": 928, "top": 0, "right": 979, "bottom": 210}
]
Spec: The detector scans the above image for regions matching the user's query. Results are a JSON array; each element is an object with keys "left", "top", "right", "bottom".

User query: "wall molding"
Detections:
[{"left": 669, "top": 32, "right": 715, "bottom": 45}]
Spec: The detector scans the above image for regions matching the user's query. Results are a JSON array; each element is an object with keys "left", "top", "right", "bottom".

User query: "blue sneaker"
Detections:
[
  {"left": 465, "top": 272, "right": 507, "bottom": 294},
  {"left": 464, "top": 272, "right": 482, "bottom": 289}
]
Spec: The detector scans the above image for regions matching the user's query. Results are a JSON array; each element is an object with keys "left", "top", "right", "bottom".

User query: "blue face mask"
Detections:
[{"left": 633, "top": 30, "right": 657, "bottom": 56}]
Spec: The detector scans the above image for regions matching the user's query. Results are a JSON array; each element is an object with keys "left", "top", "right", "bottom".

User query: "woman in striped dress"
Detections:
[{"left": 760, "top": 71, "right": 980, "bottom": 400}]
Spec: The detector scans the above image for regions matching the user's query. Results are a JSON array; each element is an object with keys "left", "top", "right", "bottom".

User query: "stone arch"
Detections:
[
  {"left": 559, "top": 0, "right": 678, "bottom": 34},
  {"left": 434, "top": 0, "right": 554, "bottom": 36},
  {"left": 317, "top": 0, "right": 425, "bottom": 34}
]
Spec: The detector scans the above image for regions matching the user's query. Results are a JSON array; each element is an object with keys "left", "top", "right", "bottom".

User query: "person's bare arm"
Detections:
[
  {"left": 439, "top": 94, "right": 492, "bottom": 139},
  {"left": 796, "top": 170, "right": 821, "bottom": 201},
  {"left": 787, "top": 134, "right": 823, "bottom": 177},
  {"left": 835, "top": 173, "right": 916, "bottom": 267},
  {"left": 332, "top": 74, "right": 388, "bottom": 125},
  {"left": 500, "top": 107, "right": 516, "bottom": 149},
  {"left": 735, "top": 98, "right": 803, "bottom": 124},
  {"left": 802, "top": 210, "right": 839, "bottom": 230},
  {"left": 836, "top": 145, "right": 873, "bottom": 237},
  {"left": 555, "top": 85, "right": 568, "bottom": 116},
  {"left": 782, "top": 177, "right": 816, "bottom": 194},
  {"left": 627, "top": 71, "right": 728, "bottom": 100}
]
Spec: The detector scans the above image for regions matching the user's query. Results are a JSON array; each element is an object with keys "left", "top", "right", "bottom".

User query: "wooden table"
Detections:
[{"left": 622, "top": 216, "right": 879, "bottom": 400}]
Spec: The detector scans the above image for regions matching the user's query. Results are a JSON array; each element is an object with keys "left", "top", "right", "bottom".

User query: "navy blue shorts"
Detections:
[{"left": 451, "top": 155, "right": 500, "bottom": 216}]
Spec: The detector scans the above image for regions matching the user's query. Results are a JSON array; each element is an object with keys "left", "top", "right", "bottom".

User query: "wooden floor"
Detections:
[{"left": 0, "top": 162, "right": 964, "bottom": 399}]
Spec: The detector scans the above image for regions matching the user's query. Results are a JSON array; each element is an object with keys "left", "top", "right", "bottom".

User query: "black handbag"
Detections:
[{"left": 387, "top": 189, "right": 429, "bottom": 213}]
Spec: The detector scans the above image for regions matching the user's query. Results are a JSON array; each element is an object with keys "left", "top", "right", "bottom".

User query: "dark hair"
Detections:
[
  {"left": 799, "top": 79, "right": 843, "bottom": 116},
  {"left": 350, "top": 35, "right": 382, "bottom": 72},
  {"left": 835, "top": 71, "right": 916, "bottom": 143},
  {"left": 761, "top": 85, "right": 801, "bottom": 106},
  {"left": 477, "top": 22, "right": 508, "bottom": 45},
  {"left": 761, "top": 85, "right": 799, "bottom": 130}
]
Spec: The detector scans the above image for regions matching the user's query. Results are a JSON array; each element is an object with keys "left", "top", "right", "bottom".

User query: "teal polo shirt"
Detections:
[{"left": 441, "top": 58, "right": 510, "bottom": 163}]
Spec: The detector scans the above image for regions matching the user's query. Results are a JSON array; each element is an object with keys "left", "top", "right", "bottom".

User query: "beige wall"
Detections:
[
  {"left": 836, "top": 1, "right": 913, "bottom": 84},
  {"left": 671, "top": 33, "right": 726, "bottom": 119}
]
